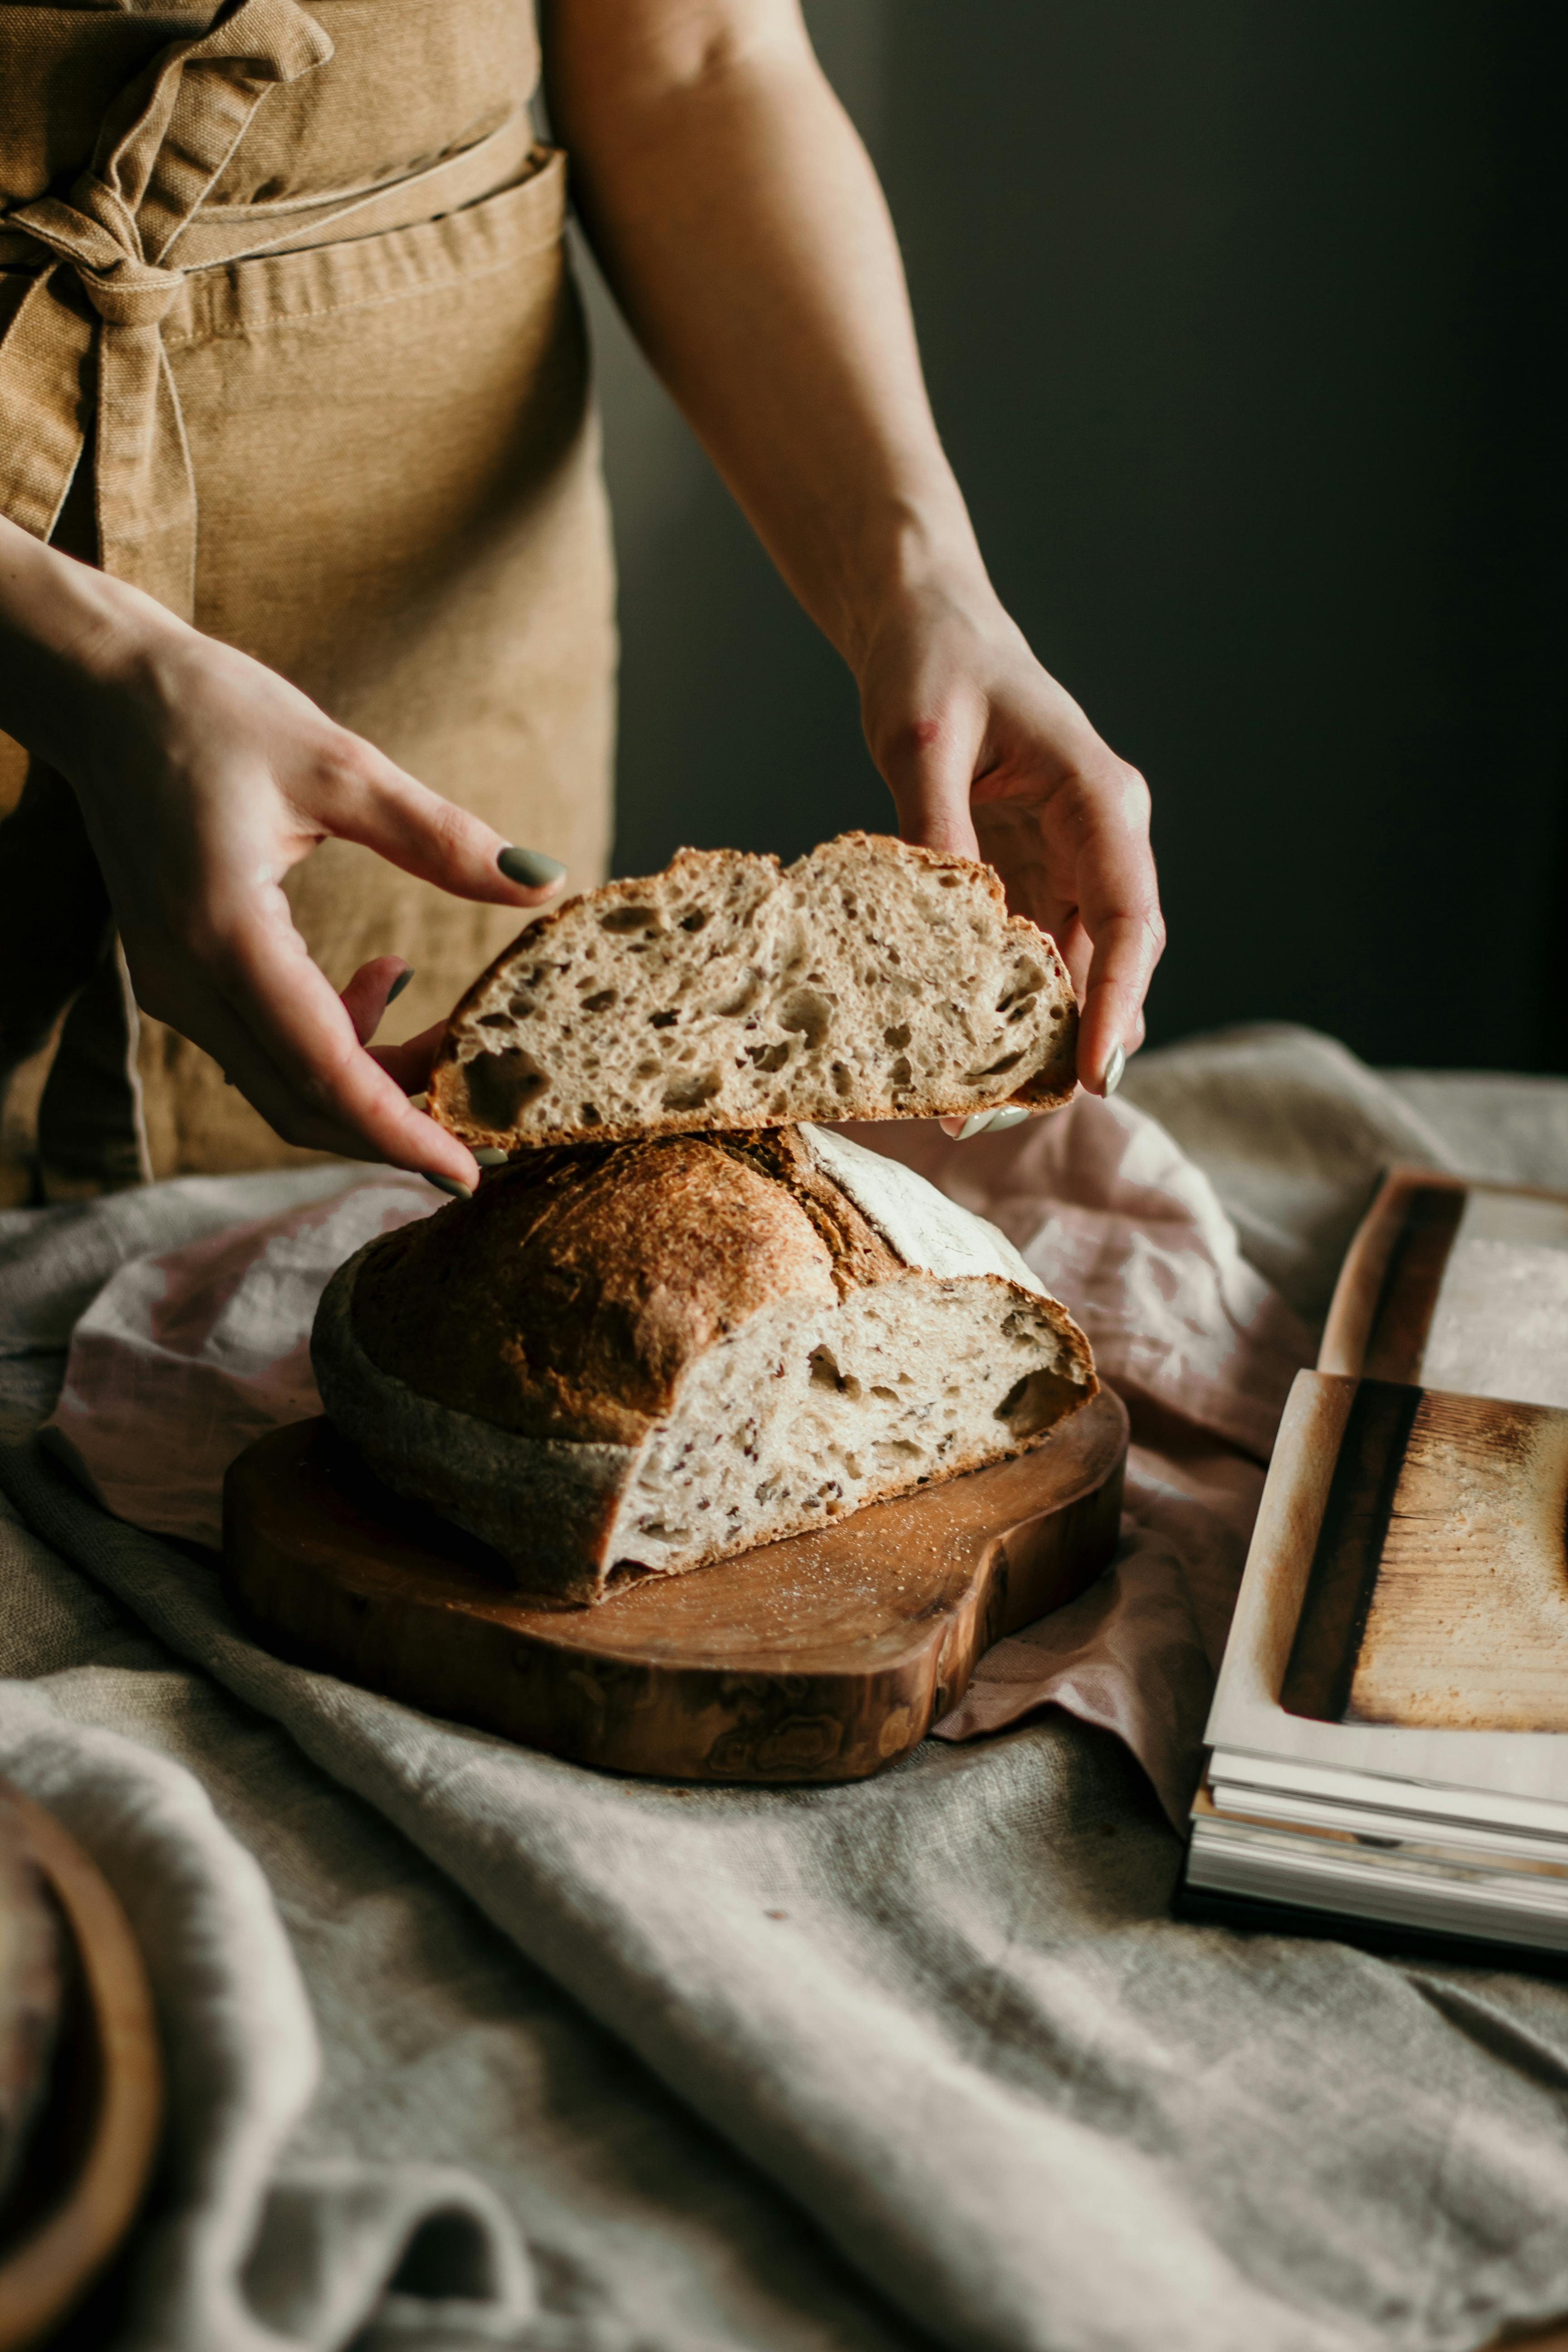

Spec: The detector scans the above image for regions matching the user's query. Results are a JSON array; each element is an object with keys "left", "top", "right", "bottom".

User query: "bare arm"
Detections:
[
  {"left": 0, "top": 516, "right": 561, "bottom": 1188},
  {"left": 545, "top": 0, "right": 1163, "bottom": 1095}
]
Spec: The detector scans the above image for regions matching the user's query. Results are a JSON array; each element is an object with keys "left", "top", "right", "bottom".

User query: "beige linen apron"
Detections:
[{"left": 0, "top": 0, "right": 615, "bottom": 1199}]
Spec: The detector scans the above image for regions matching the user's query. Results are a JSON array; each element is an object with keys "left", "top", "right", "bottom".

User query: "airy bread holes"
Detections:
[
  {"left": 779, "top": 987, "right": 833, "bottom": 1049},
  {"left": 995, "top": 1367, "right": 1077, "bottom": 1438},
  {"left": 809, "top": 1346, "right": 861, "bottom": 1398},
  {"left": 715, "top": 969, "right": 763, "bottom": 1017},
  {"left": 662, "top": 1069, "right": 722, "bottom": 1110},
  {"left": 430, "top": 835, "right": 1078, "bottom": 1147},
  {"left": 462, "top": 1046, "right": 548, "bottom": 1127},
  {"left": 997, "top": 963, "right": 1048, "bottom": 1012}
]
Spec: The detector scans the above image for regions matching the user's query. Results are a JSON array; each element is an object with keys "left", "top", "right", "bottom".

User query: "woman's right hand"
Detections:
[{"left": 0, "top": 519, "right": 562, "bottom": 1191}]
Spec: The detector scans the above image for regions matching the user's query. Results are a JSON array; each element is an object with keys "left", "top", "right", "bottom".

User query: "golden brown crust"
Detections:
[
  {"left": 351, "top": 1134, "right": 883, "bottom": 1447},
  {"left": 328, "top": 1123, "right": 1099, "bottom": 1601},
  {"left": 710, "top": 1127, "right": 907, "bottom": 1296},
  {"left": 350, "top": 1124, "right": 1094, "bottom": 1450}
]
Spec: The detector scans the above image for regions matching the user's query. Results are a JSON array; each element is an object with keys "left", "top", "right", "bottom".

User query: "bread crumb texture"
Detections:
[
  {"left": 314, "top": 1126, "right": 1096, "bottom": 1603},
  {"left": 431, "top": 832, "right": 1078, "bottom": 1150}
]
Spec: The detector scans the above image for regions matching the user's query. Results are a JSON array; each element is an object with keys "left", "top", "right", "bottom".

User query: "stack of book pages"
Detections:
[{"left": 1183, "top": 1169, "right": 1568, "bottom": 1956}]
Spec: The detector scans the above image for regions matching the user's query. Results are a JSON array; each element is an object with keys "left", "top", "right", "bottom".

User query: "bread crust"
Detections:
[
  {"left": 318, "top": 1129, "right": 1097, "bottom": 1603},
  {"left": 314, "top": 1250, "right": 635, "bottom": 1605},
  {"left": 429, "top": 832, "right": 1078, "bottom": 1152},
  {"left": 347, "top": 1132, "right": 905, "bottom": 1450}
]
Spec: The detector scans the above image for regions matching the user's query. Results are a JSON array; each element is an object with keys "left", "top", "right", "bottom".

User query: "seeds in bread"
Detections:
[
  {"left": 430, "top": 832, "right": 1077, "bottom": 1152},
  {"left": 313, "top": 1124, "right": 1095, "bottom": 1604}
]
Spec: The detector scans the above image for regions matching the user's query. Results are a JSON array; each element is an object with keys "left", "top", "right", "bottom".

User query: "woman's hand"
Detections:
[
  {"left": 0, "top": 522, "right": 562, "bottom": 1191},
  {"left": 550, "top": 0, "right": 1164, "bottom": 1133},
  {"left": 858, "top": 574, "right": 1164, "bottom": 1111}
]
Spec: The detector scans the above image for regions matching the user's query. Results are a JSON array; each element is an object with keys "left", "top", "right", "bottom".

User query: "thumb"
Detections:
[
  {"left": 873, "top": 706, "right": 985, "bottom": 863},
  {"left": 313, "top": 744, "right": 567, "bottom": 908}
]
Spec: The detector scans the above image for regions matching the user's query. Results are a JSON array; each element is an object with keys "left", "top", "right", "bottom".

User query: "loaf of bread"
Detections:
[
  {"left": 430, "top": 832, "right": 1078, "bottom": 1154},
  {"left": 313, "top": 1124, "right": 1095, "bottom": 1604}
]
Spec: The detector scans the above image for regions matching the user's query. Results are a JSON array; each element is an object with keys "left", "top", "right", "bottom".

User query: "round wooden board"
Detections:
[
  {"left": 0, "top": 1789, "right": 162, "bottom": 2352},
  {"left": 223, "top": 1388, "right": 1129, "bottom": 1783}
]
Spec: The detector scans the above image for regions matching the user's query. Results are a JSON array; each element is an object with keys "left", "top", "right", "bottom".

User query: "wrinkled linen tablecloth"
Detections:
[{"left": 6, "top": 1025, "right": 1568, "bottom": 2352}]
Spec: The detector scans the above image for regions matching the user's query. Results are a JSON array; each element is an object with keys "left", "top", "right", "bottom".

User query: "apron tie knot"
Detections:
[
  {"left": 0, "top": 0, "right": 335, "bottom": 617},
  {"left": 78, "top": 261, "right": 187, "bottom": 333},
  {"left": 12, "top": 186, "right": 186, "bottom": 329}
]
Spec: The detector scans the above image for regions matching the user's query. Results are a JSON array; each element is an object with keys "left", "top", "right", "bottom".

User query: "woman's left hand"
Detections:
[{"left": 857, "top": 576, "right": 1164, "bottom": 1108}]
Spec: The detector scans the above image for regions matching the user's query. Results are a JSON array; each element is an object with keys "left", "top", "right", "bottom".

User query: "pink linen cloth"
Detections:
[{"left": 43, "top": 1100, "right": 1310, "bottom": 1822}]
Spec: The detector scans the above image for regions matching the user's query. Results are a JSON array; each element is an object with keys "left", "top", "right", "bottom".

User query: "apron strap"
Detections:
[
  {"left": 0, "top": 0, "right": 332, "bottom": 617},
  {"left": 0, "top": 0, "right": 538, "bottom": 620}
]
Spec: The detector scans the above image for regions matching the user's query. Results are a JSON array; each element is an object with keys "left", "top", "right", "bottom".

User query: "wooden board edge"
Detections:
[
  {"left": 1317, "top": 1166, "right": 1457, "bottom": 1378},
  {"left": 0, "top": 1793, "right": 163, "bottom": 2352},
  {"left": 225, "top": 1395, "right": 1129, "bottom": 1784}
]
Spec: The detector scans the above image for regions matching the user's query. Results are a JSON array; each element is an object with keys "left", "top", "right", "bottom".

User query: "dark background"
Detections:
[{"left": 581, "top": 1, "right": 1568, "bottom": 1073}]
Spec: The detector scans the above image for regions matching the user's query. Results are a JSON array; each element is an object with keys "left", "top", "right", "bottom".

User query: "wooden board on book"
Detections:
[
  {"left": 1281, "top": 1380, "right": 1568, "bottom": 1731},
  {"left": 1290, "top": 1166, "right": 1568, "bottom": 1733},
  {"left": 1186, "top": 1165, "right": 1568, "bottom": 1959},
  {"left": 1202, "top": 1367, "right": 1568, "bottom": 1809},
  {"left": 1320, "top": 1164, "right": 1568, "bottom": 1405}
]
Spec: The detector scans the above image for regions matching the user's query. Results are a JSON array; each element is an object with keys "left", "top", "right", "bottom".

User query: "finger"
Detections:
[
  {"left": 1038, "top": 761, "right": 1161, "bottom": 1095},
  {"left": 194, "top": 981, "right": 466, "bottom": 1181},
  {"left": 874, "top": 701, "right": 987, "bottom": 862},
  {"left": 369, "top": 1015, "right": 446, "bottom": 1097},
  {"left": 200, "top": 893, "right": 479, "bottom": 1184},
  {"left": 1077, "top": 900, "right": 1165, "bottom": 1098},
  {"left": 340, "top": 956, "right": 411, "bottom": 1047},
  {"left": 134, "top": 955, "right": 397, "bottom": 1161},
  {"left": 939, "top": 1106, "right": 1035, "bottom": 1142},
  {"left": 1050, "top": 915, "right": 1092, "bottom": 1007},
  {"left": 304, "top": 740, "right": 567, "bottom": 910}
]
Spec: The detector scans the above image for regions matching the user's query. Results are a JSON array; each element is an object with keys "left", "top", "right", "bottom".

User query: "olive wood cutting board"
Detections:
[{"left": 222, "top": 1388, "right": 1128, "bottom": 1784}]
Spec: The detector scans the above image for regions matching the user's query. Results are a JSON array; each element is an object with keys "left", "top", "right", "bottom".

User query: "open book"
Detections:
[{"left": 1182, "top": 1168, "right": 1568, "bottom": 1956}]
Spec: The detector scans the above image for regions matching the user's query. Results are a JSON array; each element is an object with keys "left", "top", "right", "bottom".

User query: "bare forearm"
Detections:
[
  {"left": 553, "top": 2, "right": 1161, "bottom": 1094},
  {"left": 544, "top": 0, "right": 986, "bottom": 666}
]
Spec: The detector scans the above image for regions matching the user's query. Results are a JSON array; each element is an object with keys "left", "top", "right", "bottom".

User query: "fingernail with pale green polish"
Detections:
[
  {"left": 386, "top": 966, "right": 415, "bottom": 1004},
  {"left": 956, "top": 1112, "right": 997, "bottom": 1141},
  {"left": 498, "top": 846, "right": 566, "bottom": 889},
  {"left": 473, "top": 1147, "right": 509, "bottom": 1167},
  {"left": 986, "top": 1105, "right": 1032, "bottom": 1133},
  {"left": 423, "top": 1172, "right": 474, "bottom": 1199},
  {"left": 1102, "top": 1043, "right": 1127, "bottom": 1099}
]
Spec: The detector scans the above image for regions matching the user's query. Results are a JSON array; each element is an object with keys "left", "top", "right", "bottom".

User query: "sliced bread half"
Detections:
[
  {"left": 429, "top": 831, "right": 1077, "bottom": 1153},
  {"left": 312, "top": 1123, "right": 1095, "bottom": 1604}
]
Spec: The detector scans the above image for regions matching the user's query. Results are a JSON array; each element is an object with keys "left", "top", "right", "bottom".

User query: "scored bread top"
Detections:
[
  {"left": 350, "top": 1126, "right": 1095, "bottom": 1452},
  {"left": 430, "top": 832, "right": 1078, "bottom": 1152}
]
